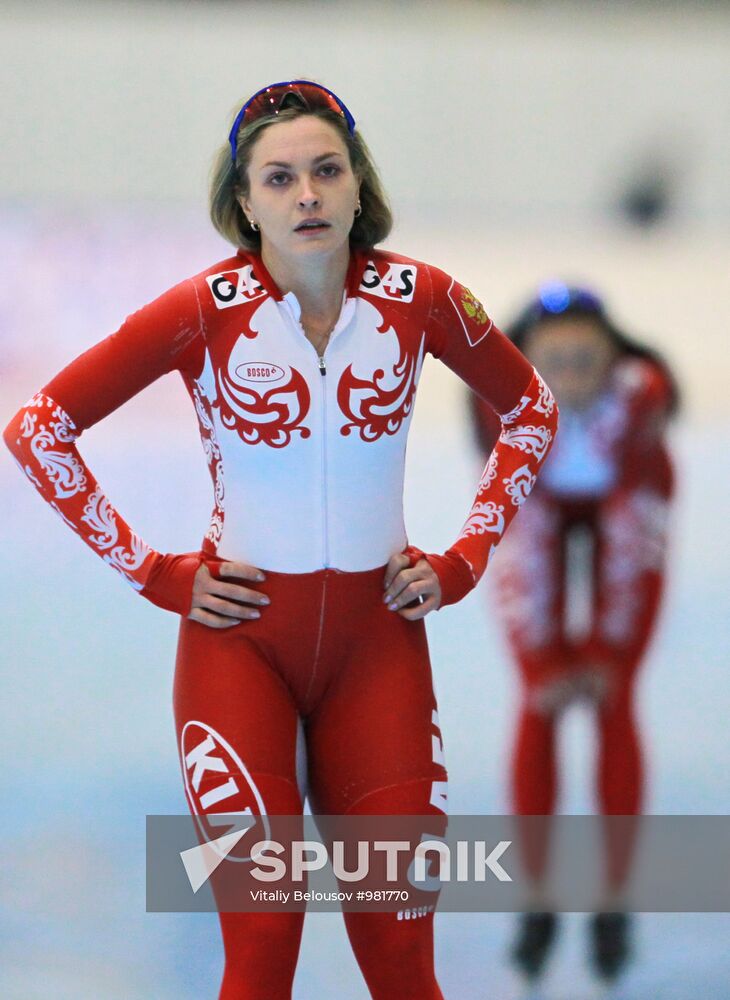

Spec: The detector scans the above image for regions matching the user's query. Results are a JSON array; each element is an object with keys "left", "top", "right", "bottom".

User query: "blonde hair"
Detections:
[{"left": 209, "top": 103, "right": 392, "bottom": 251}]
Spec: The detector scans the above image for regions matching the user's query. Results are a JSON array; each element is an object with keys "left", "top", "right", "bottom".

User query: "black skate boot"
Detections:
[
  {"left": 589, "top": 911, "right": 633, "bottom": 982},
  {"left": 510, "top": 911, "right": 559, "bottom": 981}
]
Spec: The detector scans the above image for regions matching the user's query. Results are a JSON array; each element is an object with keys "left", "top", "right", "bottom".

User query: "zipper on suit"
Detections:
[{"left": 318, "top": 353, "right": 330, "bottom": 567}]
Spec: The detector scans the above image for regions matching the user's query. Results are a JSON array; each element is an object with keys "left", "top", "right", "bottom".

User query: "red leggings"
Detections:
[
  {"left": 173, "top": 565, "right": 447, "bottom": 999},
  {"left": 494, "top": 488, "right": 668, "bottom": 889}
]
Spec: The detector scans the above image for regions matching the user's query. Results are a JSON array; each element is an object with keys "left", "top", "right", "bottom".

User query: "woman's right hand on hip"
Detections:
[{"left": 188, "top": 560, "right": 269, "bottom": 628}]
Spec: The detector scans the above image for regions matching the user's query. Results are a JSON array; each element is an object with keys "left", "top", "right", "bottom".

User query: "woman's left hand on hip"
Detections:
[{"left": 382, "top": 552, "right": 441, "bottom": 619}]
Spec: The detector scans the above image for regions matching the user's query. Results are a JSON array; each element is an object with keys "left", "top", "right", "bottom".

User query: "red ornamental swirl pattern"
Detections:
[
  {"left": 215, "top": 362, "right": 311, "bottom": 448},
  {"left": 337, "top": 328, "right": 423, "bottom": 442}
]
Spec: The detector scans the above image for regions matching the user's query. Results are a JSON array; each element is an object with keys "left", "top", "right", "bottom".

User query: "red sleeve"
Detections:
[
  {"left": 3, "top": 278, "right": 207, "bottom": 615},
  {"left": 614, "top": 360, "right": 674, "bottom": 496},
  {"left": 405, "top": 266, "right": 559, "bottom": 608},
  {"left": 582, "top": 484, "right": 669, "bottom": 672}
]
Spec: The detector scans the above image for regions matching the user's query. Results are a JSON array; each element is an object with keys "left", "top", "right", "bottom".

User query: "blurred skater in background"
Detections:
[{"left": 470, "top": 283, "right": 678, "bottom": 993}]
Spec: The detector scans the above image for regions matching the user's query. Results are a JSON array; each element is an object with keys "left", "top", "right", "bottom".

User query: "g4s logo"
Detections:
[
  {"left": 207, "top": 266, "right": 266, "bottom": 309},
  {"left": 360, "top": 261, "right": 417, "bottom": 303}
]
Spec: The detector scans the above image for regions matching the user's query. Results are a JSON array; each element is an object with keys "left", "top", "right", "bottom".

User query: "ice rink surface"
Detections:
[{"left": 1, "top": 211, "right": 728, "bottom": 998}]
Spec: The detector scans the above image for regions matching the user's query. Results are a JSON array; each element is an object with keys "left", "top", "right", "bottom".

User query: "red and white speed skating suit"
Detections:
[
  {"left": 5, "top": 248, "right": 557, "bottom": 999},
  {"left": 473, "top": 357, "right": 672, "bottom": 888}
]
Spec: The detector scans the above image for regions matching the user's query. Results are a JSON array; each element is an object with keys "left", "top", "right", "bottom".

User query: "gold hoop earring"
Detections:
[
  {"left": 249, "top": 219, "right": 260, "bottom": 232},
  {"left": 353, "top": 203, "right": 362, "bottom": 218}
]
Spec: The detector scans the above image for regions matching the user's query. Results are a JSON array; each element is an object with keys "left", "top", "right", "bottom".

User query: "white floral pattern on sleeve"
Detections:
[
  {"left": 446, "top": 367, "right": 558, "bottom": 591},
  {"left": 6, "top": 393, "right": 155, "bottom": 591}
]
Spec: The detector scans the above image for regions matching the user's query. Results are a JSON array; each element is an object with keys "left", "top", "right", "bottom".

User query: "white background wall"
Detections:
[{"left": 1, "top": 0, "right": 729, "bottom": 224}]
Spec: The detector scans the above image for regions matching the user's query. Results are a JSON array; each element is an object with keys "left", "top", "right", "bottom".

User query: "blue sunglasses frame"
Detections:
[{"left": 228, "top": 80, "right": 356, "bottom": 165}]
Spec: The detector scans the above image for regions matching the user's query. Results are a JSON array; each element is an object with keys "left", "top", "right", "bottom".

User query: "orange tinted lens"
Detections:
[{"left": 246, "top": 84, "right": 347, "bottom": 124}]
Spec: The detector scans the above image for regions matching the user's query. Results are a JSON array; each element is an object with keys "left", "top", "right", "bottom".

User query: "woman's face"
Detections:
[
  {"left": 239, "top": 115, "right": 360, "bottom": 264},
  {"left": 523, "top": 317, "right": 617, "bottom": 410}
]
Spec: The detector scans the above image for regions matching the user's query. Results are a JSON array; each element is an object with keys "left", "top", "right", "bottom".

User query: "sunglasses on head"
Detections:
[{"left": 228, "top": 80, "right": 356, "bottom": 164}]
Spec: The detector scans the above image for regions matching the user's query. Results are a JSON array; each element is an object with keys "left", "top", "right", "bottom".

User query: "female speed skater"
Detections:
[
  {"left": 4, "top": 81, "right": 558, "bottom": 999},
  {"left": 471, "top": 283, "right": 678, "bottom": 994}
]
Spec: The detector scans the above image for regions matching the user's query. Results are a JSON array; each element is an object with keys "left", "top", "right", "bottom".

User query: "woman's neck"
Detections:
[{"left": 261, "top": 241, "right": 350, "bottom": 326}]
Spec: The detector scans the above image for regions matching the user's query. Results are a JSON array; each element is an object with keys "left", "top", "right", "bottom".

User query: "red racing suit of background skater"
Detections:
[
  {"left": 472, "top": 357, "right": 673, "bottom": 825},
  {"left": 5, "top": 248, "right": 557, "bottom": 999}
]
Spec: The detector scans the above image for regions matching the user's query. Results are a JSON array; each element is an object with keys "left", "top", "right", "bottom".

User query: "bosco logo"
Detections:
[
  {"left": 206, "top": 265, "right": 266, "bottom": 310},
  {"left": 359, "top": 261, "right": 417, "bottom": 303},
  {"left": 235, "top": 362, "right": 285, "bottom": 384}
]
